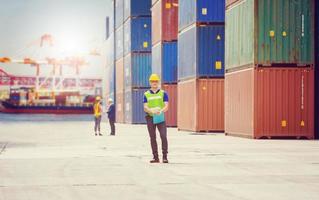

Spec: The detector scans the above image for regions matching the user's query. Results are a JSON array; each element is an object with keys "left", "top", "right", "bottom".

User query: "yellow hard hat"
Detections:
[
  {"left": 149, "top": 74, "right": 160, "bottom": 81},
  {"left": 96, "top": 96, "right": 101, "bottom": 101}
]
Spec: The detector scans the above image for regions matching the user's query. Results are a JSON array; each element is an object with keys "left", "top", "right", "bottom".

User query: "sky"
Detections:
[{"left": 0, "top": 0, "right": 113, "bottom": 78}]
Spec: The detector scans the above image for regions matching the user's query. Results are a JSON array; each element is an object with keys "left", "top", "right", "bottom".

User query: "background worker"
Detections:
[
  {"left": 107, "top": 98, "right": 116, "bottom": 136},
  {"left": 93, "top": 96, "right": 103, "bottom": 136},
  {"left": 143, "top": 74, "right": 169, "bottom": 163}
]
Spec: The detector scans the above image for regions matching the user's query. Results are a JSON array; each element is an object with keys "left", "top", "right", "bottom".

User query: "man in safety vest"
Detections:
[
  {"left": 93, "top": 96, "right": 103, "bottom": 136},
  {"left": 144, "top": 74, "right": 169, "bottom": 163}
]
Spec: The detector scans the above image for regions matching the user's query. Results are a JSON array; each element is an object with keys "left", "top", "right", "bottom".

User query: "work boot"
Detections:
[
  {"left": 95, "top": 133, "right": 98, "bottom": 136},
  {"left": 150, "top": 158, "right": 160, "bottom": 163},
  {"left": 163, "top": 155, "right": 169, "bottom": 163},
  {"left": 99, "top": 133, "right": 103, "bottom": 136}
]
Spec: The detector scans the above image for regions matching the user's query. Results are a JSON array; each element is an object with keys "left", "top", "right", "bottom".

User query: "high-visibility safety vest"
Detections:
[
  {"left": 93, "top": 103, "right": 102, "bottom": 117},
  {"left": 144, "top": 90, "right": 165, "bottom": 116}
]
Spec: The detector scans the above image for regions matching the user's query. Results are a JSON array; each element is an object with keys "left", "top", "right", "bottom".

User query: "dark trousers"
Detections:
[
  {"left": 146, "top": 115, "right": 168, "bottom": 159},
  {"left": 94, "top": 116, "right": 101, "bottom": 132},
  {"left": 109, "top": 119, "right": 115, "bottom": 135}
]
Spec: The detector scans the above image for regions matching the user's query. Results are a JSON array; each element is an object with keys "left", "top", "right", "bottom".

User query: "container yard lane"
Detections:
[{"left": 0, "top": 114, "right": 319, "bottom": 200}]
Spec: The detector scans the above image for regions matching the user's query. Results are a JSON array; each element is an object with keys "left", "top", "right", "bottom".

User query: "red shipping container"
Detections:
[
  {"left": 225, "top": 67, "right": 314, "bottom": 139},
  {"left": 116, "top": 91, "right": 125, "bottom": 123},
  {"left": 152, "top": 0, "right": 178, "bottom": 45},
  {"left": 163, "top": 84, "right": 177, "bottom": 127},
  {"left": 115, "top": 58, "right": 124, "bottom": 94},
  {"left": 178, "top": 78, "right": 224, "bottom": 132}
]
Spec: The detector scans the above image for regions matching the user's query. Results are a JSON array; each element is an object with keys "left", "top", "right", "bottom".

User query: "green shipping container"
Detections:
[{"left": 226, "top": 0, "right": 314, "bottom": 71}]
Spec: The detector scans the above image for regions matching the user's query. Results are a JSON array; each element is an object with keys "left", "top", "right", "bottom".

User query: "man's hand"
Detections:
[{"left": 154, "top": 110, "right": 161, "bottom": 115}]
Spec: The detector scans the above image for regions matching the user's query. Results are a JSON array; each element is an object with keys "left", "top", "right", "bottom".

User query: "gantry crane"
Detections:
[{"left": 0, "top": 34, "right": 92, "bottom": 93}]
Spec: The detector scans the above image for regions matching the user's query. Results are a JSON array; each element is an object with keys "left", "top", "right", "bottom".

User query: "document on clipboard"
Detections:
[
  {"left": 151, "top": 107, "right": 165, "bottom": 124},
  {"left": 153, "top": 112, "right": 165, "bottom": 124}
]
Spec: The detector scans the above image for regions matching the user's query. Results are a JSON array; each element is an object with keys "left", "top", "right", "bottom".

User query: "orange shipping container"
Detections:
[
  {"left": 115, "top": 58, "right": 124, "bottom": 94},
  {"left": 225, "top": 67, "right": 314, "bottom": 139},
  {"left": 178, "top": 78, "right": 224, "bottom": 132},
  {"left": 116, "top": 92, "right": 125, "bottom": 123},
  {"left": 163, "top": 84, "right": 177, "bottom": 127}
]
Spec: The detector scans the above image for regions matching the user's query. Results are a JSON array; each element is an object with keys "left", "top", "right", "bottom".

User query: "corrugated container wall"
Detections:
[
  {"left": 225, "top": 0, "right": 254, "bottom": 69},
  {"left": 124, "top": 88, "right": 147, "bottom": 124},
  {"left": 124, "top": 17, "right": 152, "bottom": 55},
  {"left": 115, "top": 0, "right": 124, "bottom": 29},
  {"left": 152, "top": 0, "right": 178, "bottom": 45},
  {"left": 152, "top": 42, "right": 177, "bottom": 83},
  {"left": 124, "top": 53, "right": 152, "bottom": 89},
  {"left": 225, "top": 67, "right": 314, "bottom": 139},
  {"left": 179, "top": 0, "right": 225, "bottom": 31},
  {"left": 116, "top": 25, "right": 124, "bottom": 60},
  {"left": 163, "top": 84, "right": 177, "bottom": 127},
  {"left": 116, "top": 92, "right": 125, "bottom": 123},
  {"left": 226, "top": 0, "right": 314, "bottom": 70},
  {"left": 178, "top": 24, "right": 225, "bottom": 80},
  {"left": 124, "top": 0, "right": 151, "bottom": 21},
  {"left": 115, "top": 58, "right": 124, "bottom": 93},
  {"left": 178, "top": 78, "right": 224, "bottom": 132},
  {"left": 105, "top": 62, "right": 115, "bottom": 99}
]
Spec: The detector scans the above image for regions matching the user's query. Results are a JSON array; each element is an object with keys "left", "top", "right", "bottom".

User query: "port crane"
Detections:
[{"left": 0, "top": 34, "right": 97, "bottom": 92}]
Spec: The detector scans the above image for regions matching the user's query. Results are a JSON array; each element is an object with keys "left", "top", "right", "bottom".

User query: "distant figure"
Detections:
[
  {"left": 144, "top": 74, "right": 169, "bottom": 164},
  {"left": 107, "top": 98, "right": 116, "bottom": 136},
  {"left": 93, "top": 96, "right": 103, "bottom": 136}
]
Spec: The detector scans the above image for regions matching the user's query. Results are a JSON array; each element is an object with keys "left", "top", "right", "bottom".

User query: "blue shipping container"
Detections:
[
  {"left": 178, "top": 24, "right": 225, "bottom": 80},
  {"left": 124, "top": 17, "right": 152, "bottom": 55},
  {"left": 152, "top": 42, "right": 178, "bottom": 83},
  {"left": 115, "top": 0, "right": 124, "bottom": 29},
  {"left": 124, "top": 0, "right": 151, "bottom": 21},
  {"left": 124, "top": 88, "right": 147, "bottom": 124},
  {"left": 124, "top": 53, "right": 152, "bottom": 88},
  {"left": 179, "top": 0, "right": 225, "bottom": 31},
  {"left": 116, "top": 25, "right": 124, "bottom": 60}
]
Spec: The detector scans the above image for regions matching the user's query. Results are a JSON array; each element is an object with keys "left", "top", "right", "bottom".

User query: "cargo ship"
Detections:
[{"left": 0, "top": 87, "right": 95, "bottom": 114}]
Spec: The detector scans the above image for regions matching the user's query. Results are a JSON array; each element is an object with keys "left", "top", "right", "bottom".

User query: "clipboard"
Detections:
[{"left": 153, "top": 112, "right": 165, "bottom": 124}]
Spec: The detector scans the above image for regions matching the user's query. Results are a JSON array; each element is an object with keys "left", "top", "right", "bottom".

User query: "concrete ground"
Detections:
[{"left": 0, "top": 120, "right": 319, "bottom": 200}]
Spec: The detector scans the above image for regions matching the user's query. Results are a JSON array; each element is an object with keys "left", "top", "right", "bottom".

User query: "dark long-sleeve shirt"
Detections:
[{"left": 107, "top": 104, "right": 115, "bottom": 121}]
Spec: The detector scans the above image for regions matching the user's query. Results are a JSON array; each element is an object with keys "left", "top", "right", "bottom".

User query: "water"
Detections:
[{"left": 0, "top": 113, "right": 93, "bottom": 122}]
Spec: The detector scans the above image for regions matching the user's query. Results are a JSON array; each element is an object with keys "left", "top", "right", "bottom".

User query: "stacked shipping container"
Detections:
[
  {"left": 105, "top": 33, "right": 115, "bottom": 102},
  {"left": 177, "top": 0, "right": 225, "bottom": 132},
  {"left": 114, "top": 0, "right": 125, "bottom": 123},
  {"left": 152, "top": 0, "right": 178, "bottom": 127},
  {"left": 225, "top": 0, "right": 315, "bottom": 139},
  {"left": 105, "top": 1, "right": 115, "bottom": 109},
  {"left": 123, "top": 0, "right": 152, "bottom": 124}
]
